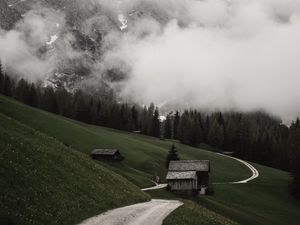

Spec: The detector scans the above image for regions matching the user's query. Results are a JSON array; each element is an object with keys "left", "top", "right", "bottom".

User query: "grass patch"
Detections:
[
  {"left": 0, "top": 95, "right": 251, "bottom": 187},
  {"left": 198, "top": 163, "right": 300, "bottom": 225},
  {"left": 0, "top": 113, "right": 149, "bottom": 225},
  {"left": 163, "top": 200, "right": 239, "bottom": 225}
]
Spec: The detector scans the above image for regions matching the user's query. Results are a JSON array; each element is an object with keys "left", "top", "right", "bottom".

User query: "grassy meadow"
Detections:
[
  {"left": 0, "top": 95, "right": 251, "bottom": 186},
  {"left": 0, "top": 112, "right": 149, "bottom": 225},
  {"left": 1, "top": 94, "right": 300, "bottom": 225}
]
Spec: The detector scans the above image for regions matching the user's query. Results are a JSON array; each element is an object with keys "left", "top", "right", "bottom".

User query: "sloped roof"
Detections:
[
  {"left": 168, "top": 160, "right": 210, "bottom": 172},
  {"left": 90, "top": 149, "right": 119, "bottom": 155},
  {"left": 166, "top": 171, "right": 197, "bottom": 180}
]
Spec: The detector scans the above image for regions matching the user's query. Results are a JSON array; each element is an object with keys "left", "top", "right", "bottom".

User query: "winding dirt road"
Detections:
[
  {"left": 141, "top": 183, "right": 168, "bottom": 191},
  {"left": 214, "top": 153, "right": 259, "bottom": 184},
  {"left": 142, "top": 153, "right": 260, "bottom": 189},
  {"left": 79, "top": 153, "right": 258, "bottom": 225},
  {"left": 78, "top": 199, "right": 183, "bottom": 225}
]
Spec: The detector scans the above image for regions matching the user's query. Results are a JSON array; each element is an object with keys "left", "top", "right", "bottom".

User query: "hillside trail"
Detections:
[
  {"left": 78, "top": 199, "right": 183, "bottom": 225},
  {"left": 213, "top": 153, "right": 259, "bottom": 184},
  {"left": 141, "top": 182, "right": 167, "bottom": 191},
  {"left": 141, "top": 153, "right": 260, "bottom": 190},
  {"left": 78, "top": 154, "right": 258, "bottom": 225}
]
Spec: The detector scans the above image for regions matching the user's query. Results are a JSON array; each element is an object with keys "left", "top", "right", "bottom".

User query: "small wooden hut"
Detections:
[
  {"left": 90, "top": 149, "right": 124, "bottom": 161},
  {"left": 166, "top": 160, "right": 210, "bottom": 194}
]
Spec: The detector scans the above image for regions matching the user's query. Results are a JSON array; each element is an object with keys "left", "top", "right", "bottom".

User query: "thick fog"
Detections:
[
  {"left": 104, "top": 0, "right": 300, "bottom": 121},
  {"left": 1, "top": 0, "right": 300, "bottom": 121}
]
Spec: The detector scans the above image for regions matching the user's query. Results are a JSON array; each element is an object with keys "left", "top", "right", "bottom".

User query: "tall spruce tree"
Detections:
[
  {"left": 203, "top": 115, "right": 210, "bottom": 143},
  {"left": 225, "top": 118, "right": 238, "bottom": 151},
  {"left": 28, "top": 83, "right": 37, "bottom": 106},
  {"left": 177, "top": 111, "right": 191, "bottom": 144},
  {"left": 291, "top": 146, "right": 300, "bottom": 199},
  {"left": 0, "top": 61, "right": 3, "bottom": 94},
  {"left": 166, "top": 144, "right": 179, "bottom": 168},
  {"left": 3, "top": 74, "right": 13, "bottom": 96},
  {"left": 208, "top": 119, "right": 224, "bottom": 149},
  {"left": 173, "top": 111, "right": 180, "bottom": 139},
  {"left": 164, "top": 114, "right": 172, "bottom": 139},
  {"left": 131, "top": 106, "right": 139, "bottom": 131},
  {"left": 151, "top": 107, "right": 160, "bottom": 137}
]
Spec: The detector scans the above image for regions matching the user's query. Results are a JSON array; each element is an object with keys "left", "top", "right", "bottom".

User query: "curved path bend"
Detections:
[
  {"left": 143, "top": 153, "right": 260, "bottom": 189},
  {"left": 215, "top": 153, "right": 259, "bottom": 184},
  {"left": 78, "top": 199, "right": 183, "bottom": 225},
  {"left": 78, "top": 154, "right": 259, "bottom": 225}
]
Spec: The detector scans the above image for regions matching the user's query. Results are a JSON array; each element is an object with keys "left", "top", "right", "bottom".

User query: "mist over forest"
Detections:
[
  {"left": 1, "top": 1, "right": 300, "bottom": 225},
  {"left": 1, "top": 0, "right": 300, "bottom": 121}
]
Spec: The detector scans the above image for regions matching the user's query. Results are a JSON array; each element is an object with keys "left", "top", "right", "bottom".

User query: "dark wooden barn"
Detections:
[
  {"left": 90, "top": 149, "right": 124, "bottom": 161},
  {"left": 166, "top": 160, "right": 210, "bottom": 194}
]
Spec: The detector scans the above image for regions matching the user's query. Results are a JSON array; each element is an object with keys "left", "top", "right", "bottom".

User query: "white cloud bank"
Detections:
[
  {"left": 0, "top": 6, "right": 65, "bottom": 81},
  {"left": 1, "top": 0, "right": 300, "bottom": 121},
  {"left": 103, "top": 0, "right": 300, "bottom": 121}
]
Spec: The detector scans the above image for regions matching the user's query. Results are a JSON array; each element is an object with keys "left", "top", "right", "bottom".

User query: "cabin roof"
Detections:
[
  {"left": 166, "top": 171, "right": 197, "bottom": 180},
  {"left": 90, "top": 149, "right": 119, "bottom": 155},
  {"left": 168, "top": 160, "right": 210, "bottom": 172}
]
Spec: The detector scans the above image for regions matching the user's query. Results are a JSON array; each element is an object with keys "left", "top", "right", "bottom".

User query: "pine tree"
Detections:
[
  {"left": 189, "top": 116, "right": 202, "bottom": 146},
  {"left": 235, "top": 117, "right": 250, "bottom": 158},
  {"left": 173, "top": 111, "right": 180, "bottom": 139},
  {"left": 217, "top": 112, "right": 225, "bottom": 127},
  {"left": 147, "top": 103, "right": 155, "bottom": 135},
  {"left": 42, "top": 86, "right": 56, "bottom": 113},
  {"left": 15, "top": 78, "right": 28, "bottom": 102},
  {"left": 131, "top": 106, "right": 139, "bottom": 131},
  {"left": 52, "top": 95, "right": 59, "bottom": 114},
  {"left": 208, "top": 119, "right": 224, "bottom": 149},
  {"left": 177, "top": 111, "right": 192, "bottom": 144},
  {"left": 225, "top": 118, "right": 237, "bottom": 151},
  {"left": 291, "top": 146, "right": 300, "bottom": 199},
  {"left": 151, "top": 107, "right": 160, "bottom": 137},
  {"left": 3, "top": 74, "right": 12, "bottom": 96},
  {"left": 0, "top": 61, "right": 3, "bottom": 94},
  {"left": 28, "top": 83, "right": 37, "bottom": 106},
  {"left": 95, "top": 99, "right": 102, "bottom": 125},
  {"left": 120, "top": 104, "right": 129, "bottom": 130},
  {"left": 55, "top": 88, "right": 72, "bottom": 117},
  {"left": 203, "top": 115, "right": 210, "bottom": 143},
  {"left": 164, "top": 114, "right": 172, "bottom": 139},
  {"left": 295, "top": 118, "right": 300, "bottom": 129},
  {"left": 141, "top": 106, "right": 148, "bottom": 134},
  {"left": 166, "top": 144, "right": 179, "bottom": 168}
]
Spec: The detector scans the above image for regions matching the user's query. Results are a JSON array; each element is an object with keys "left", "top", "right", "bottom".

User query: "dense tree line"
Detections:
[
  {"left": 0, "top": 64, "right": 161, "bottom": 138},
  {"left": 162, "top": 109, "right": 300, "bottom": 197},
  {"left": 1, "top": 62, "right": 299, "bottom": 197}
]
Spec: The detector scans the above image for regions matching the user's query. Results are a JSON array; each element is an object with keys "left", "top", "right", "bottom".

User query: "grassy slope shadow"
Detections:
[{"left": 0, "top": 113, "right": 150, "bottom": 225}]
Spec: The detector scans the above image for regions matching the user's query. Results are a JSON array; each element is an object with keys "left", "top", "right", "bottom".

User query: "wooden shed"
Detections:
[
  {"left": 90, "top": 149, "right": 124, "bottom": 161},
  {"left": 166, "top": 160, "right": 210, "bottom": 194}
]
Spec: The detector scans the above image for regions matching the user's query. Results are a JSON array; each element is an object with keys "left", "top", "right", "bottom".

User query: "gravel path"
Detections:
[
  {"left": 78, "top": 153, "right": 258, "bottom": 225},
  {"left": 215, "top": 153, "right": 259, "bottom": 184},
  {"left": 78, "top": 199, "right": 183, "bottom": 225},
  {"left": 141, "top": 183, "right": 168, "bottom": 191},
  {"left": 142, "top": 152, "right": 260, "bottom": 189}
]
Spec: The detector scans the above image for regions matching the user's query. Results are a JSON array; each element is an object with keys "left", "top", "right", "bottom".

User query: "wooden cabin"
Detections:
[
  {"left": 166, "top": 160, "right": 210, "bottom": 194},
  {"left": 90, "top": 149, "right": 124, "bottom": 161}
]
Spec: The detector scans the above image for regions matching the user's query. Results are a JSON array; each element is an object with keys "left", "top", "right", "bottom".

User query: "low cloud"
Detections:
[
  {"left": 102, "top": 0, "right": 300, "bottom": 121},
  {"left": 0, "top": 6, "right": 66, "bottom": 81},
  {"left": 1, "top": 0, "right": 300, "bottom": 121}
]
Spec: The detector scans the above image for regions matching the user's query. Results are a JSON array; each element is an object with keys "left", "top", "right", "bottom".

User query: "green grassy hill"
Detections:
[
  {"left": 0, "top": 95, "right": 251, "bottom": 187},
  {"left": 0, "top": 112, "right": 149, "bottom": 225},
  {"left": 1, "top": 94, "right": 300, "bottom": 225}
]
